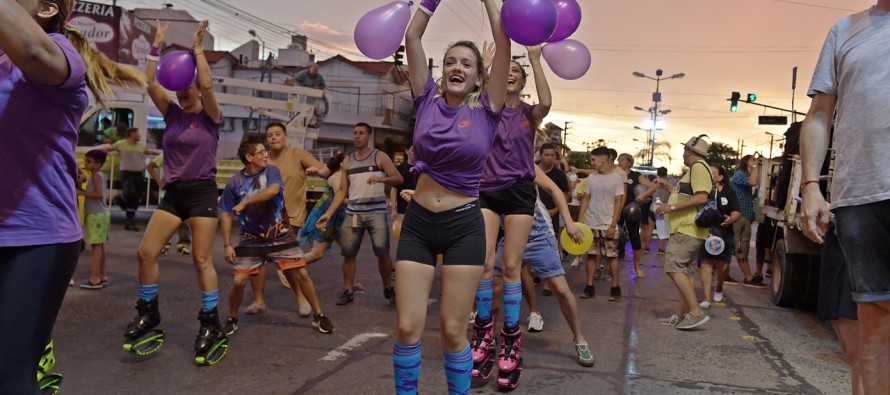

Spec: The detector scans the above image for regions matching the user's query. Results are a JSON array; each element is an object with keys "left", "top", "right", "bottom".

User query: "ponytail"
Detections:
[{"left": 63, "top": 25, "right": 146, "bottom": 106}]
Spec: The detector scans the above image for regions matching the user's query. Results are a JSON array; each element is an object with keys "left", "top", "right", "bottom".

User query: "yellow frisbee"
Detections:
[{"left": 560, "top": 222, "right": 593, "bottom": 256}]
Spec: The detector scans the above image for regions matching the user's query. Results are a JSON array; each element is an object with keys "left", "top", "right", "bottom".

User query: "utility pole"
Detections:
[
  {"left": 632, "top": 69, "right": 685, "bottom": 167},
  {"left": 563, "top": 121, "right": 573, "bottom": 156}
]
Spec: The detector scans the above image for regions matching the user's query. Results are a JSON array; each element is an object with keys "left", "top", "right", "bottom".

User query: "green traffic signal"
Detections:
[
  {"left": 747, "top": 93, "right": 757, "bottom": 102},
  {"left": 730, "top": 91, "right": 740, "bottom": 112}
]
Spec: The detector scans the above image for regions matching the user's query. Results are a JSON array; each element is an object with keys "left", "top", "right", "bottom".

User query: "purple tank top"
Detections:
[
  {"left": 162, "top": 104, "right": 220, "bottom": 187},
  {"left": 411, "top": 76, "right": 500, "bottom": 197},
  {"left": 0, "top": 34, "right": 88, "bottom": 247},
  {"left": 479, "top": 102, "right": 536, "bottom": 192}
]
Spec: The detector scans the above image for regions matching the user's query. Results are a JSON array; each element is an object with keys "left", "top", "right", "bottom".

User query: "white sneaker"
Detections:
[
  {"left": 699, "top": 301, "right": 711, "bottom": 309},
  {"left": 713, "top": 292, "right": 724, "bottom": 302},
  {"left": 570, "top": 256, "right": 581, "bottom": 267},
  {"left": 468, "top": 311, "right": 477, "bottom": 325},
  {"left": 527, "top": 312, "right": 544, "bottom": 332}
]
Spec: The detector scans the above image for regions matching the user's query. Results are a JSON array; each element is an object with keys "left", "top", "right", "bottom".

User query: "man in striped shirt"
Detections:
[{"left": 318, "top": 122, "right": 402, "bottom": 306}]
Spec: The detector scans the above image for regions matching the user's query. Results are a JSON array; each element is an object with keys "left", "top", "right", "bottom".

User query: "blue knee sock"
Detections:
[
  {"left": 444, "top": 344, "right": 472, "bottom": 395},
  {"left": 475, "top": 278, "right": 493, "bottom": 323},
  {"left": 393, "top": 341, "right": 422, "bottom": 395},
  {"left": 139, "top": 284, "right": 158, "bottom": 302},
  {"left": 503, "top": 281, "right": 522, "bottom": 330},
  {"left": 200, "top": 290, "right": 219, "bottom": 312}
]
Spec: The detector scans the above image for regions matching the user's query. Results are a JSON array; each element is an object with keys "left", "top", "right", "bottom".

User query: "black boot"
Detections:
[
  {"left": 195, "top": 308, "right": 225, "bottom": 353},
  {"left": 124, "top": 298, "right": 161, "bottom": 340}
]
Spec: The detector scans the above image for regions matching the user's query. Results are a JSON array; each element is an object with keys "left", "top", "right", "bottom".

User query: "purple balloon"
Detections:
[
  {"left": 156, "top": 51, "right": 196, "bottom": 91},
  {"left": 542, "top": 39, "right": 591, "bottom": 80},
  {"left": 502, "top": 0, "right": 558, "bottom": 46},
  {"left": 547, "top": 0, "right": 582, "bottom": 42},
  {"left": 354, "top": 1, "right": 412, "bottom": 60}
]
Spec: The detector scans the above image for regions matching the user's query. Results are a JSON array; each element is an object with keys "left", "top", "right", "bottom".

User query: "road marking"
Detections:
[
  {"left": 319, "top": 332, "right": 388, "bottom": 362},
  {"left": 742, "top": 335, "right": 756, "bottom": 341},
  {"left": 730, "top": 316, "right": 741, "bottom": 321}
]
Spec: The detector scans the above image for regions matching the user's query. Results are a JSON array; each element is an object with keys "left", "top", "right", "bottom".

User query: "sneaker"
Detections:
[
  {"left": 569, "top": 256, "right": 581, "bottom": 267},
  {"left": 765, "top": 269, "right": 773, "bottom": 278},
  {"left": 657, "top": 249, "right": 665, "bottom": 255},
  {"left": 713, "top": 291, "right": 724, "bottom": 302},
  {"left": 527, "top": 312, "right": 544, "bottom": 332},
  {"left": 676, "top": 312, "right": 710, "bottom": 330},
  {"left": 542, "top": 288, "right": 553, "bottom": 297},
  {"left": 574, "top": 343, "right": 595, "bottom": 367},
  {"left": 336, "top": 288, "right": 355, "bottom": 305},
  {"left": 161, "top": 243, "right": 170, "bottom": 256},
  {"left": 468, "top": 311, "right": 477, "bottom": 325},
  {"left": 79, "top": 280, "right": 104, "bottom": 290},
  {"left": 313, "top": 314, "right": 334, "bottom": 334},
  {"left": 743, "top": 278, "right": 768, "bottom": 289},
  {"left": 223, "top": 317, "right": 238, "bottom": 335},
  {"left": 699, "top": 301, "right": 711, "bottom": 309},
  {"left": 601, "top": 272, "right": 612, "bottom": 282},
  {"left": 608, "top": 287, "right": 621, "bottom": 302},
  {"left": 642, "top": 247, "right": 650, "bottom": 254},
  {"left": 298, "top": 303, "right": 312, "bottom": 318},
  {"left": 579, "top": 285, "right": 595, "bottom": 299},
  {"left": 470, "top": 320, "right": 495, "bottom": 363},
  {"left": 658, "top": 313, "right": 680, "bottom": 327},
  {"left": 383, "top": 286, "right": 396, "bottom": 305},
  {"left": 177, "top": 245, "right": 191, "bottom": 256},
  {"left": 724, "top": 276, "right": 740, "bottom": 285},
  {"left": 244, "top": 303, "right": 265, "bottom": 315}
]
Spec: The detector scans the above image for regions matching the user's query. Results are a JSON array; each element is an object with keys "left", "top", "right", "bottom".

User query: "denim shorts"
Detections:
[
  {"left": 395, "top": 200, "right": 486, "bottom": 266},
  {"left": 834, "top": 200, "right": 890, "bottom": 303},
  {"left": 339, "top": 211, "right": 390, "bottom": 257},
  {"left": 493, "top": 234, "right": 565, "bottom": 279}
]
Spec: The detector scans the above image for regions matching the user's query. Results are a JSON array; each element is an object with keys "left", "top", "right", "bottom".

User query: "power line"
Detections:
[{"left": 757, "top": 0, "right": 861, "bottom": 12}]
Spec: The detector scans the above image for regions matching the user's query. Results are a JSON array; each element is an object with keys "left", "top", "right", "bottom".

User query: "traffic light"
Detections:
[
  {"left": 730, "top": 91, "right": 740, "bottom": 112},
  {"left": 394, "top": 45, "right": 405, "bottom": 66},
  {"left": 747, "top": 93, "right": 757, "bottom": 103}
]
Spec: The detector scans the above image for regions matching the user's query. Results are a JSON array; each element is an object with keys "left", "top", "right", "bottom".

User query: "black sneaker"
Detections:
[
  {"left": 313, "top": 314, "right": 334, "bottom": 334},
  {"left": 724, "top": 276, "right": 740, "bottom": 285},
  {"left": 608, "top": 287, "right": 621, "bottom": 302},
  {"left": 765, "top": 269, "right": 773, "bottom": 278},
  {"left": 223, "top": 317, "right": 238, "bottom": 335},
  {"left": 383, "top": 286, "right": 396, "bottom": 305},
  {"left": 743, "top": 277, "right": 768, "bottom": 289},
  {"left": 579, "top": 285, "right": 595, "bottom": 299},
  {"left": 753, "top": 274, "right": 766, "bottom": 284},
  {"left": 336, "top": 288, "right": 354, "bottom": 305}
]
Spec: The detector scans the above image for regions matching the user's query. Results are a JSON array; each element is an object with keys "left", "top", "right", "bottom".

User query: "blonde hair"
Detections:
[
  {"left": 437, "top": 41, "right": 485, "bottom": 110},
  {"left": 46, "top": 0, "right": 146, "bottom": 105}
]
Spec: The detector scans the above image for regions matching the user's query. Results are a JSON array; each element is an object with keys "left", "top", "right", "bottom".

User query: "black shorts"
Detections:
[
  {"left": 396, "top": 200, "right": 486, "bottom": 266},
  {"left": 640, "top": 202, "right": 652, "bottom": 225},
  {"left": 479, "top": 179, "right": 536, "bottom": 216},
  {"left": 817, "top": 222, "right": 857, "bottom": 321},
  {"left": 158, "top": 179, "right": 219, "bottom": 220},
  {"left": 834, "top": 200, "right": 890, "bottom": 303}
]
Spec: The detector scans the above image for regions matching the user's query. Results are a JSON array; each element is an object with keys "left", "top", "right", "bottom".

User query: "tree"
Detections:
[
  {"left": 567, "top": 151, "right": 589, "bottom": 169},
  {"left": 707, "top": 141, "right": 739, "bottom": 171},
  {"left": 636, "top": 141, "right": 673, "bottom": 166}
]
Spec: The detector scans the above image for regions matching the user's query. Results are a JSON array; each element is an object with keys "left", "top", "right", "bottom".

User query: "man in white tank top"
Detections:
[{"left": 318, "top": 123, "right": 403, "bottom": 306}]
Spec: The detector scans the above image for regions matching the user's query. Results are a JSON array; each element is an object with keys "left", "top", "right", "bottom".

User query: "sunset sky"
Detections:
[{"left": 101, "top": 0, "right": 874, "bottom": 169}]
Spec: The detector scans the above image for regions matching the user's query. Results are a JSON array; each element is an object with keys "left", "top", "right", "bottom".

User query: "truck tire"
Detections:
[{"left": 770, "top": 238, "right": 808, "bottom": 308}]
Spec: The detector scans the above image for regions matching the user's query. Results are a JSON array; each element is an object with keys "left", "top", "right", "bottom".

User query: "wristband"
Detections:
[
  {"left": 146, "top": 54, "right": 159, "bottom": 62},
  {"left": 800, "top": 180, "right": 820, "bottom": 190},
  {"left": 149, "top": 46, "right": 160, "bottom": 57},
  {"left": 419, "top": 0, "right": 440, "bottom": 15}
]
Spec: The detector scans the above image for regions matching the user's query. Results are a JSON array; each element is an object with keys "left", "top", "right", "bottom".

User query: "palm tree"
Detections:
[{"left": 636, "top": 141, "right": 673, "bottom": 166}]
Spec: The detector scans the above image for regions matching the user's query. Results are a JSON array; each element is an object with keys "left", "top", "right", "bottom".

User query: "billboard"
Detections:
[{"left": 69, "top": 1, "right": 155, "bottom": 67}]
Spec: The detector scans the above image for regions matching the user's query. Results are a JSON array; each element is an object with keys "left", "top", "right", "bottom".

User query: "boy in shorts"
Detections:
[
  {"left": 77, "top": 150, "right": 110, "bottom": 289},
  {"left": 220, "top": 142, "right": 333, "bottom": 335}
]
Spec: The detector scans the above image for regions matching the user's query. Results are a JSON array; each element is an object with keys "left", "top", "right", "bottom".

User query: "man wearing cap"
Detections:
[
  {"left": 654, "top": 135, "right": 712, "bottom": 330},
  {"left": 801, "top": 3, "right": 890, "bottom": 392}
]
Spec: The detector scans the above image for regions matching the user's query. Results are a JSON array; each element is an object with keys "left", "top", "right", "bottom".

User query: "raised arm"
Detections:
[
  {"left": 146, "top": 21, "right": 172, "bottom": 116},
  {"left": 483, "top": 0, "right": 510, "bottom": 112},
  {"left": 301, "top": 150, "right": 330, "bottom": 178},
  {"left": 0, "top": 1, "right": 69, "bottom": 85},
  {"left": 405, "top": 3, "right": 433, "bottom": 96},
  {"left": 526, "top": 46, "right": 551, "bottom": 124},
  {"left": 192, "top": 21, "right": 221, "bottom": 123}
]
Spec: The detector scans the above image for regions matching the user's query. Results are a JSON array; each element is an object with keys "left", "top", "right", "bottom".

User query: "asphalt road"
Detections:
[{"left": 50, "top": 211, "right": 850, "bottom": 394}]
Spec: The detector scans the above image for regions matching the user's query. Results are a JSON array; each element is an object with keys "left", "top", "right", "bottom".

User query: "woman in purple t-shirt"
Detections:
[
  {"left": 0, "top": 0, "right": 145, "bottom": 391},
  {"left": 388, "top": 0, "right": 509, "bottom": 393},
  {"left": 122, "top": 21, "right": 226, "bottom": 365}
]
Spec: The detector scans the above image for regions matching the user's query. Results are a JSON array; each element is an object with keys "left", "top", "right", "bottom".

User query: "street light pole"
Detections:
[
  {"left": 633, "top": 69, "right": 685, "bottom": 167},
  {"left": 563, "top": 121, "right": 573, "bottom": 156}
]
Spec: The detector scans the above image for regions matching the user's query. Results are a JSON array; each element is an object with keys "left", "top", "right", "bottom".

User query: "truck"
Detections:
[
  {"left": 76, "top": 76, "right": 332, "bottom": 206},
  {"left": 754, "top": 123, "right": 834, "bottom": 309}
]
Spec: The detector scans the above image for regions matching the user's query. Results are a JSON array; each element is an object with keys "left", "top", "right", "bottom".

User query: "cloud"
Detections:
[{"left": 298, "top": 20, "right": 341, "bottom": 36}]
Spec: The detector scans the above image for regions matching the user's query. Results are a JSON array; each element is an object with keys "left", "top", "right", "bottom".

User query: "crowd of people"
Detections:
[{"left": 3, "top": 0, "right": 888, "bottom": 394}]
